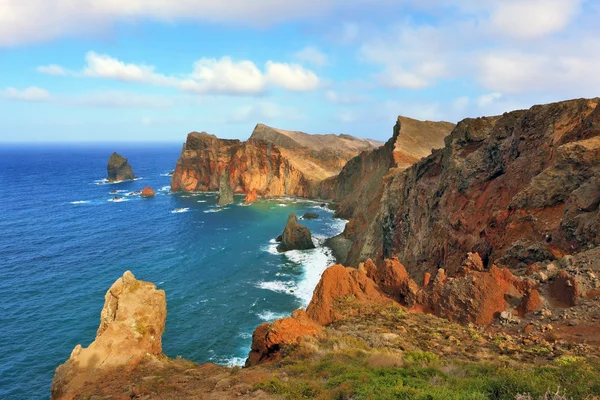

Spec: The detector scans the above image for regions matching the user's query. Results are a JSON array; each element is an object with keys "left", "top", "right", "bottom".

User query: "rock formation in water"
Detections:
[
  {"left": 107, "top": 152, "right": 134, "bottom": 182},
  {"left": 244, "top": 188, "right": 258, "bottom": 204},
  {"left": 52, "top": 271, "right": 166, "bottom": 399},
  {"left": 276, "top": 213, "right": 316, "bottom": 252},
  {"left": 140, "top": 186, "right": 155, "bottom": 198},
  {"left": 170, "top": 124, "right": 383, "bottom": 196},
  {"left": 217, "top": 170, "right": 234, "bottom": 206},
  {"left": 301, "top": 212, "right": 319, "bottom": 220}
]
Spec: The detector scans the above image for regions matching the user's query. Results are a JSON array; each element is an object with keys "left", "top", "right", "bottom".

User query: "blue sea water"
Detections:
[{"left": 0, "top": 144, "right": 345, "bottom": 399}]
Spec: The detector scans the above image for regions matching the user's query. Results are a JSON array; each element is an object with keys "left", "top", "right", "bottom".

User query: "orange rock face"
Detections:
[
  {"left": 244, "top": 188, "right": 258, "bottom": 203},
  {"left": 171, "top": 125, "right": 381, "bottom": 197},
  {"left": 246, "top": 309, "right": 321, "bottom": 366},
  {"left": 306, "top": 264, "right": 391, "bottom": 326},
  {"left": 140, "top": 186, "right": 155, "bottom": 197},
  {"left": 52, "top": 271, "right": 166, "bottom": 399}
]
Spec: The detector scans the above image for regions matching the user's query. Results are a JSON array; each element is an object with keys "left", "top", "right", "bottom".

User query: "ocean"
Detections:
[{"left": 0, "top": 143, "right": 345, "bottom": 399}]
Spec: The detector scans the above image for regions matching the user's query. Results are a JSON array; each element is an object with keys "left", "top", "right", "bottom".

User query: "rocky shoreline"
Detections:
[{"left": 52, "top": 98, "right": 600, "bottom": 399}]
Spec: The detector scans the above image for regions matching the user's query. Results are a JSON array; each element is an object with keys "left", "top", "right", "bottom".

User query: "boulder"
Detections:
[
  {"left": 217, "top": 170, "right": 233, "bottom": 206},
  {"left": 306, "top": 264, "right": 391, "bottom": 326},
  {"left": 52, "top": 271, "right": 166, "bottom": 399},
  {"left": 276, "top": 213, "right": 316, "bottom": 252},
  {"left": 107, "top": 152, "right": 134, "bottom": 182},
  {"left": 246, "top": 309, "right": 321, "bottom": 366},
  {"left": 140, "top": 186, "right": 155, "bottom": 198},
  {"left": 301, "top": 212, "right": 319, "bottom": 220}
]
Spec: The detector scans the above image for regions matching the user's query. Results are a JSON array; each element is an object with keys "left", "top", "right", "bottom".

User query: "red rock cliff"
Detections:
[
  {"left": 170, "top": 124, "right": 382, "bottom": 197},
  {"left": 355, "top": 98, "right": 600, "bottom": 278}
]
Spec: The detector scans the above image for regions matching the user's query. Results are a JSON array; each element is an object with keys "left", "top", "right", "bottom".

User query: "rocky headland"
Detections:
[
  {"left": 54, "top": 98, "right": 600, "bottom": 399},
  {"left": 170, "top": 124, "right": 383, "bottom": 198},
  {"left": 107, "top": 152, "right": 134, "bottom": 182}
]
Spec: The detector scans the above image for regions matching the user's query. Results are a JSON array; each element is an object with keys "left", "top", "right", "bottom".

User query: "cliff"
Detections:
[
  {"left": 353, "top": 98, "right": 600, "bottom": 280},
  {"left": 170, "top": 124, "right": 383, "bottom": 197},
  {"left": 318, "top": 116, "right": 454, "bottom": 266}
]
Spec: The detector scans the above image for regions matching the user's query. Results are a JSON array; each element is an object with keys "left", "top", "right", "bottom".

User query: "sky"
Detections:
[{"left": 1, "top": 0, "right": 599, "bottom": 143}]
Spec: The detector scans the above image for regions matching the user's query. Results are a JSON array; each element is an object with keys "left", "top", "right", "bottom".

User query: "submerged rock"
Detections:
[
  {"left": 141, "top": 186, "right": 155, "bottom": 198},
  {"left": 217, "top": 170, "right": 233, "bottom": 206},
  {"left": 301, "top": 212, "right": 319, "bottom": 220},
  {"left": 276, "top": 213, "right": 316, "bottom": 252},
  {"left": 107, "top": 152, "right": 134, "bottom": 182}
]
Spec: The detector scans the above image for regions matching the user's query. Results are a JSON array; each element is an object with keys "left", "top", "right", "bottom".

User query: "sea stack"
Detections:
[
  {"left": 217, "top": 170, "right": 233, "bottom": 206},
  {"left": 276, "top": 213, "right": 316, "bottom": 252},
  {"left": 107, "top": 152, "right": 134, "bottom": 182}
]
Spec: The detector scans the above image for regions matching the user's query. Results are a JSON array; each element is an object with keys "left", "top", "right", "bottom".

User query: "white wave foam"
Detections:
[
  {"left": 70, "top": 200, "right": 90, "bottom": 205},
  {"left": 256, "top": 280, "right": 295, "bottom": 294},
  {"left": 310, "top": 205, "right": 334, "bottom": 213},
  {"left": 171, "top": 208, "right": 189, "bottom": 214},
  {"left": 277, "top": 203, "right": 287, "bottom": 207},
  {"left": 284, "top": 246, "right": 336, "bottom": 306},
  {"left": 262, "top": 243, "right": 280, "bottom": 255},
  {"left": 159, "top": 186, "right": 170, "bottom": 192},
  {"left": 238, "top": 332, "right": 252, "bottom": 339},
  {"left": 204, "top": 207, "right": 228, "bottom": 213},
  {"left": 108, "top": 197, "right": 128, "bottom": 203},
  {"left": 257, "top": 310, "right": 288, "bottom": 322},
  {"left": 197, "top": 200, "right": 207, "bottom": 203},
  {"left": 225, "top": 357, "right": 246, "bottom": 367},
  {"left": 95, "top": 177, "right": 142, "bottom": 185},
  {"left": 269, "top": 238, "right": 277, "bottom": 244}
]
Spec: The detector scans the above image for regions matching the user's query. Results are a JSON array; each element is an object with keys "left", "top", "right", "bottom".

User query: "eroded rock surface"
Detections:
[
  {"left": 217, "top": 170, "right": 234, "bottom": 206},
  {"left": 276, "top": 213, "right": 316, "bottom": 252},
  {"left": 107, "top": 152, "right": 134, "bottom": 182},
  {"left": 52, "top": 271, "right": 166, "bottom": 399},
  {"left": 141, "top": 186, "right": 155, "bottom": 198}
]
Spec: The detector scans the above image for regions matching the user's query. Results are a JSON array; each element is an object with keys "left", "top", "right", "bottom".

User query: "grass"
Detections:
[{"left": 255, "top": 348, "right": 600, "bottom": 400}]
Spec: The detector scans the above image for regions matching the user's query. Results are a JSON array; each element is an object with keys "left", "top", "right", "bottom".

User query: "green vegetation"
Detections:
[{"left": 255, "top": 349, "right": 600, "bottom": 400}]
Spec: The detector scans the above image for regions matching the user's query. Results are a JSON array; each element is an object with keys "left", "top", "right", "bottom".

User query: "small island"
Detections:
[{"left": 107, "top": 152, "right": 135, "bottom": 182}]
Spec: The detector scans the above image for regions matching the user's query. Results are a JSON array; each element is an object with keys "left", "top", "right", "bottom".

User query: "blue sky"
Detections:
[{"left": 1, "top": 0, "right": 599, "bottom": 142}]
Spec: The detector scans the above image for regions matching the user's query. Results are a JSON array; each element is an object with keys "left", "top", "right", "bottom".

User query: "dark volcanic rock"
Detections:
[
  {"left": 276, "top": 213, "right": 316, "bottom": 252},
  {"left": 217, "top": 170, "right": 233, "bottom": 206},
  {"left": 301, "top": 212, "right": 319, "bottom": 220},
  {"left": 107, "top": 152, "right": 134, "bottom": 182}
]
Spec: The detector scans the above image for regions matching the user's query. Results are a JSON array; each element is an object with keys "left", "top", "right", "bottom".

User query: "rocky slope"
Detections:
[
  {"left": 319, "top": 116, "right": 454, "bottom": 266},
  {"left": 353, "top": 98, "right": 600, "bottom": 282},
  {"left": 170, "top": 124, "right": 383, "bottom": 197},
  {"left": 106, "top": 152, "right": 134, "bottom": 182}
]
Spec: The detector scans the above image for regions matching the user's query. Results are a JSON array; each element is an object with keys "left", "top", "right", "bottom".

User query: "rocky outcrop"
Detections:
[
  {"left": 353, "top": 98, "right": 600, "bottom": 278},
  {"left": 301, "top": 212, "right": 319, "bottom": 220},
  {"left": 217, "top": 170, "right": 234, "bottom": 206},
  {"left": 170, "top": 125, "right": 382, "bottom": 197},
  {"left": 306, "top": 264, "right": 392, "bottom": 325},
  {"left": 107, "top": 152, "right": 134, "bottom": 182},
  {"left": 141, "top": 186, "right": 155, "bottom": 198},
  {"left": 52, "top": 271, "right": 166, "bottom": 399},
  {"left": 246, "top": 309, "right": 321, "bottom": 366},
  {"left": 276, "top": 213, "right": 316, "bottom": 252},
  {"left": 244, "top": 188, "right": 258, "bottom": 204}
]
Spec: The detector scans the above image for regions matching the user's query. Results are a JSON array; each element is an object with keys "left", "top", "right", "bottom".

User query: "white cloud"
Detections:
[
  {"left": 324, "top": 90, "right": 368, "bottom": 104},
  {"left": 0, "top": 0, "right": 396, "bottom": 47},
  {"left": 45, "top": 52, "right": 320, "bottom": 95},
  {"left": 265, "top": 62, "right": 320, "bottom": 91},
  {"left": 187, "top": 57, "right": 267, "bottom": 95},
  {"left": 36, "top": 64, "right": 68, "bottom": 76},
  {"left": 477, "top": 92, "right": 502, "bottom": 108},
  {"left": 490, "top": 0, "right": 582, "bottom": 39},
  {"left": 294, "top": 46, "right": 329, "bottom": 67},
  {"left": 360, "top": 24, "right": 449, "bottom": 89},
  {"left": 3, "top": 87, "right": 51, "bottom": 101}
]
